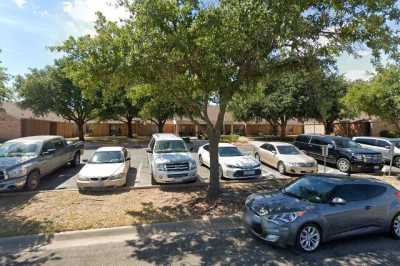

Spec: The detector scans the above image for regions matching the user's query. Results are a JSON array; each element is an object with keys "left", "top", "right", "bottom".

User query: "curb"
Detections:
[
  {"left": 0, "top": 177, "right": 273, "bottom": 197},
  {"left": 0, "top": 214, "right": 244, "bottom": 253}
]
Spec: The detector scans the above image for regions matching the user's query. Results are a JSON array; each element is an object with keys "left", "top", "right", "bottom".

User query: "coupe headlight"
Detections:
[
  {"left": 78, "top": 175, "right": 89, "bottom": 181},
  {"left": 6, "top": 167, "right": 28, "bottom": 179},
  {"left": 156, "top": 163, "right": 167, "bottom": 171},
  {"left": 189, "top": 160, "right": 197, "bottom": 170},
  {"left": 226, "top": 164, "right": 237, "bottom": 168},
  {"left": 266, "top": 211, "right": 305, "bottom": 223}
]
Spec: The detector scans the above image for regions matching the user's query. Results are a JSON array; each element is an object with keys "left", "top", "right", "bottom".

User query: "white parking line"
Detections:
[{"left": 136, "top": 161, "right": 143, "bottom": 184}]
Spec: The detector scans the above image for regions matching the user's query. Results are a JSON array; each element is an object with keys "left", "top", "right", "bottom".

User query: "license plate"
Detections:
[{"left": 244, "top": 170, "right": 255, "bottom": 175}]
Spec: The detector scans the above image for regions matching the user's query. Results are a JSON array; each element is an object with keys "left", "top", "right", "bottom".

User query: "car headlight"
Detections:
[
  {"left": 352, "top": 154, "right": 363, "bottom": 161},
  {"left": 189, "top": 160, "right": 197, "bottom": 170},
  {"left": 266, "top": 211, "right": 305, "bottom": 223},
  {"left": 226, "top": 164, "right": 237, "bottom": 168},
  {"left": 77, "top": 175, "right": 89, "bottom": 181},
  {"left": 156, "top": 163, "right": 167, "bottom": 171},
  {"left": 6, "top": 167, "right": 28, "bottom": 179},
  {"left": 110, "top": 172, "right": 124, "bottom": 180}
]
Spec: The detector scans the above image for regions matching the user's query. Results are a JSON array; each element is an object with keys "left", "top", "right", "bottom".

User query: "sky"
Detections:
[{"left": 0, "top": 0, "right": 375, "bottom": 81}]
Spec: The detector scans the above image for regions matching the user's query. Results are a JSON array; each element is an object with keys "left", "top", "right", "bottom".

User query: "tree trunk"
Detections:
[
  {"left": 76, "top": 121, "right": 85, "bottom": 141},
  {"left": 126, "top": 117, "right": 133, "bottom": 139},
  {"left": 207, "top": 127, "right": 221, "bottom": 201},
  {"left": 279, "top": 121, "right": 287, "bottom": 138},
  {"left": 324, "top": 120, "right": 335, "bottom": 135},
  {"left": 157, "top": 121, "right": 165, "bottom": 133}
]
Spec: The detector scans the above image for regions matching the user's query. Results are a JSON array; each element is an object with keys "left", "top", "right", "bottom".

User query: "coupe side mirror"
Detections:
[
  {"left": 82, "top": 159, "right": 88, "bottom": 163},
  {"left": 146, "top": 149, "right": 153, "bottom": 154},
  {"left": 126, "top": 157, "right": 131, "bottom": 161},
  {"left": 271, "top": 150, "right": 277, "bottom": 155},
  {"left": 331, "top": 197, "right": 346, "bottom": 205}
]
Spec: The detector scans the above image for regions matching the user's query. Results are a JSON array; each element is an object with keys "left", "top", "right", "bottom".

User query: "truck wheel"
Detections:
[
  {"left": 71, "top": 153, "right": 81, "bottom": 167},
  {"left": 336, "top": 158, "right": 351, "bottom": 173},
  {"left": 199, "top": 155, "right": 204, "bottom": 166},
  {"left": 393, "top": 156, "right": 400, "bottom": 168},
  {"left": 25, "top": 171, "right": 40, "bottom": 191}
]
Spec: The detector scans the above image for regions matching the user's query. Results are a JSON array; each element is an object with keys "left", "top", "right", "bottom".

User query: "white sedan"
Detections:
[
  {"left": 76, "top": 146, "right": 130, "bottom": 189},
  {"left": 198, "top": 143, "right": 261, "bottom": 179}
]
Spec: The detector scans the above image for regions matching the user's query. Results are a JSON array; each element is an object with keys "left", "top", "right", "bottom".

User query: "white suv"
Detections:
[
  {"left": 147, "top": 134, "right": 197, "bottom": 184},
  {"left": 353, "top": 136, "right": 400, "bottom": 167}
]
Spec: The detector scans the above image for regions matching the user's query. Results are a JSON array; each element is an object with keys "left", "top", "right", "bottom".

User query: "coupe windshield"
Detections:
[
  {"left": 154, "top": 140, "right": 188, "bottom": 153},
  {"left": 0, "top": 142, "right": 40, "bottom": 157},
  {"left": 282, "top": 176, "right": 336, "bottom": 203},
  {"left": 277, "top": 145, "right": 300, "bottom": 155},
  {"left": 218, "top": 147, "right": 242, "bottom": 157},
  {"left": 89, "top": 151, "right": 124, "bottom": 164},
  {"left": 333, "top": 138, "right": 361, "bottom": 149}
]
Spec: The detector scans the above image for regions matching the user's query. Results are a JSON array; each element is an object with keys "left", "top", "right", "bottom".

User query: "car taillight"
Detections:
[{"left": 396, "top": 192, "right": 400, "bottom": 200}]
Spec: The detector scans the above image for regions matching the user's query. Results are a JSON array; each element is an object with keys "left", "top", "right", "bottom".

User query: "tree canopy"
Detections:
[
  {"left": 343, "top": 65, "right": 400, "bottom": 130},
  {"left": 54, "top": 0, "right": 400, "bottom": 198},
  {"left": 0, "top": 50, "right": 9, "bottom": 103},
  {"left": 15, "top": 61, "right": 96, "bottom": 141}
]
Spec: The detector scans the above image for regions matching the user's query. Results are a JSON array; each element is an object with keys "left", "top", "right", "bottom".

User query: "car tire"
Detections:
[
  {"left": 295, "top": 224, "right": 321, "bottom": 252},
  {"left": 255, "top": 153, "right": 261, "bottom": 162},
  {"left": 71, "top": 152, "right": 81, "bottom": 167},
  {"left": 278, "top": 161, "right": 286, "bottom": 174},
  {"left": 25, "top": 171, "right": 40, "bottom": 191},
  {"left": 391, "top": 213, "right": 400, "bottom": 239},
  {"left": 393, "top": 156, "right": 400, "bottom": 168},
  {"left": 150, "top": 169, "right": 158, "bottom": 185},
  {"left": 336, "top": 158, "right": 351, "bottom": 173}
]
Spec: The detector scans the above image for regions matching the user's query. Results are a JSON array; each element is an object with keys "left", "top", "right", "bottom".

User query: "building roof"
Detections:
[{"left": 0, "top": 102, "right": 67, "bottom": 122}]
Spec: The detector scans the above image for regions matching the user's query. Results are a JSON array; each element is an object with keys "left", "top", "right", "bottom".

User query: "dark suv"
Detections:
[{"left": 293, "top": 134, "right": 383, "bottom": 173}]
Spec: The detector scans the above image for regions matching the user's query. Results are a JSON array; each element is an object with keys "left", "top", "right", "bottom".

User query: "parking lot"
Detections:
[{"left": 30, "top": 140, "right": 400, "bottom": 192}]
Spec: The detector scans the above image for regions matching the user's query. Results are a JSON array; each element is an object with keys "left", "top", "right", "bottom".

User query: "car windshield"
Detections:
[
  {"left": 0, "top": 142, "right": 40, "bottom": 157},
  {"left": 333, "top": 138, "right": 361, "bottom": 148},
  {"left": 89, "top": 151, "right": 124, "bottom": 163},
  {"left": 154, "top": 140, "right": 188, "bottom": 153},
  {"left": 277, "top": 145, "right": 300, "bottom": 155},
  {"left": 218, "top": 147, "right": 242, "bottom": 157},
  {"left": 282, "top": 176, "right": 336, "bottom": 203}
]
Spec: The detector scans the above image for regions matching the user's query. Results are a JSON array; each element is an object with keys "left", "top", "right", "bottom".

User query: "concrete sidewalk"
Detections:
[{"left": 0, "top": 214, "right": 243, "bottom": 255}]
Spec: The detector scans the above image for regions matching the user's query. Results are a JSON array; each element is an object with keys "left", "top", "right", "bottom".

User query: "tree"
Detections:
[
  {"left": 15, "top": 63, "right": 96, "bottom": 141},
  {"left": 0, "top": 50, "right": 9, "bottom": 103},
  {"left": 230, "top": 70, "right": 318, "bottom": 137},
  {"left": 130, "top": 85, "right": 183, "bottom": 133},
  {"left": 343, "top": 65, "right": 400, "bottom": 130},
  {"left": 96, "top": 86, "right": 140, "bottom": 138},
  {"left": 56, "top": 0, "right": 400, "bottom": 199},
  {"left": 310, "top": 74, "right": 348, "bottom": 134}
]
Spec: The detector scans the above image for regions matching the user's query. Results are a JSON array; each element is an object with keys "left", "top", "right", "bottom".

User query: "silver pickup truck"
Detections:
[{"left": 0, "top": 135, "right": 84, "bottom": 191}]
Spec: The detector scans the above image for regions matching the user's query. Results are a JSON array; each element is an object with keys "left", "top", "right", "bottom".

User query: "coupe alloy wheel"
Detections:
[{"left": 298, "top": 225, "right": 321, "bottom": 252}]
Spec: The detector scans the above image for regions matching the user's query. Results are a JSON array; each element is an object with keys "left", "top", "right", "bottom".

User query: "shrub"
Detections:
[
  {"left": 220, "top": 134, "right": 240, "bottom": 143},
  {"left": 380, "top": 130, "right": 400, "bottom": 138}
]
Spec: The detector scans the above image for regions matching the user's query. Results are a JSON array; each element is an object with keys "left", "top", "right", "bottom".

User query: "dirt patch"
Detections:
[{"left": 0, "top": 179, "right": 289, "bottom": 237}]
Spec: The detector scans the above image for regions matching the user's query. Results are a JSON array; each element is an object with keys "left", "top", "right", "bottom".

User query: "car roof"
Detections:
[
  {"left": 218, "top": 143, "right": 237, "bottom": 147},
  {"left": 96, "top": 146, "right": 125, "bottom": 152},
  {"left": 353, "top": 136, "right": 400, "bottom": 141},
  {"left": 152, "top": 133, "right": 183, "bottom": 141},
  {"left": 5, "top": 135, "right": 62, "bottom": 143},
  {"left": 304, "top": 173, "right": 390, "bottom": 186},
  {"left": 266, "top": 141, "right": 293, "bottom": 146}
]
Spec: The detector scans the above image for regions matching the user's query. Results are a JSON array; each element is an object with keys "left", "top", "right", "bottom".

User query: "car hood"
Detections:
[
  {"left": 278, "top": 154, "right": 315, "bottom": 163},
  {"left": 0, "top": 156, "right": 37, "bottom": 171},
  {"left": 153, "top": 152, "right": 193, "bottom": 164},
  {"left": 220, "top": 155, "right": 260, "bottom": 168},
  {"left": 79, "top": 163, "right": 124, "bottom": 178},
  {"left": 339, "top": 147, "right": 380, "bottom": 154},
  {"left": 248, "top": 191, "right": 315, "bottom": 215}
]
